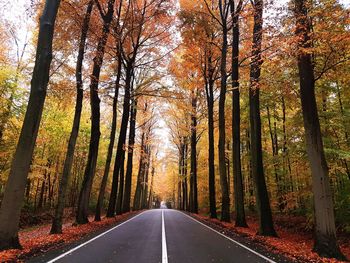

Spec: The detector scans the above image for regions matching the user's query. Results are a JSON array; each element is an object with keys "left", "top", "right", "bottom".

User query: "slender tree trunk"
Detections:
[
  {"left": 206, "top": 78, "right": 217, "bottom": 218},
  {"left": 182, "top": 139, "right": 189, "bottom": 211},
  {"left": 230, "top": 0, "right": 247, "bottom": 227},
  {"left": 38, "top": 170, "right": 48, "bottom": 210},
  {"left": 218, "top": 23, "right": 230, "bottom": 222},
  {"left": 76, "top": 0, "right": 115, "bottom": 224},
  {"left": 190, "top": 91, "right": 198, "bottom": 213},
  {"left": 266, "top": 105, "right": 284, "bottom": 211},
  {"left": 249, "top": 0, "right": 276, "bottom": 236},
  {"left": 94, "top": 55, "right": 122, "bottom": 221},
  {"left": 51, "top": 0, "right": 93, "bottom": 233},
  {"left": 123, "top": 98, "right": 138, "bottom": 213},
  {"left": 25, "top": 178, "right": 31, "bottom": 203},
  {"left": 148, "top": 166, "right": 155, "bottom": 208},
  {"left": 107, "top": 64, "right": 132, "bottom": 217},
  {"left": 133, "top": 131, "right": 146, "bottom": 210},
  {"left": 294, "top": 0, "right": 345, "bottom": 259},
  {"left": 116, "top": 155, "right": 125, "bottom": 215},
  {"left": 335, "top": 84, "right": 350, "bottom": 180},
  {"left": 142, "top": 147, "right": 151, "bottom": 209},
  {"left": 0, "top": 0, "right": 61, "bottom": 250},
  {"left": 178, "top": 143, "right": 183, "bottom": 210}
]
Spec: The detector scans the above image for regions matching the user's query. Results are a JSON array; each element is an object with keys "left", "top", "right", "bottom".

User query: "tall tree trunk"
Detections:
[
  {"left": 94, "top": 55, "right": 122, "bottom": 221},
  {"left": 249, "top": 0, "right": 276, "bottom": 236},
  {"left": 218, "top": 21, "right": 230, "bottom": 223},
  {"left": 190, "top": 90, "right": 198, "bottom": 213},
  {"left": 294, "top": 0, "right": 345, "bottom": 259},
  {"left": 206, "top": 77, "right": 217, "bottom": 218},
  {"left": 51, "top": 0, "right": 93, "bottom": 233},
  {"left": 76, "top": 0, "right": 115, "bottom": 224},
  {"left": 107, "top": 64, "right": 132, "bottom": 217},
  {"left": 0, "top": 0, "right": 61, "bottom": 250},
  {"left": 123, "top": 98, "right": 138, "bottom": 213},
  {"left": 133, "top": 130, "right": 146, "bottom": 210},
  {"left": 230, "top": 0, "right": 247, "bottom": 227},
  {"left": 182, "top": 138, "right": 189, "bottom": 211}
]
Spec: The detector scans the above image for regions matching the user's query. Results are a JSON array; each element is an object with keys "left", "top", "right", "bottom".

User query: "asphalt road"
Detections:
[{"left": 31, "top": 209, "right": 279, "bottom": 263}]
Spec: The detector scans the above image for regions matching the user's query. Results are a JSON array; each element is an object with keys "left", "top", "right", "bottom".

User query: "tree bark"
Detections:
[
  {"left": 218, "top": 8, "right": 230, "bottom": 222},
  {"left": 107, "top": 63, "right": 132, "bottom": 217},
  {"left": 189, "top": 90, "right": 198, "bottom": 213},
  {"left": 94, "top": 55, "right": 122, "bottom": 221},
  {"left": 122, "top": 98, "right": 138, "bottom": 213},
  {"left": 133, "top": 128, "right": 146, "bottom": 210},
  {"left": 142, "top": 146, "right": 151, "bottom": 209},
  {"left": 116, "top": 154, "right": 125, "bottom": 215},
  {"left": 76, "top": 0, "right": 115, "bottom": 224},
  {"left": 294, "top": 0, "right": 345, "bottom": 259},
  {"left": 249, "top": 0, "right": 276, "bottom": 236},
  {"left": 0, "top": 0, "right": 61, "bottom": 250},
  {"left": 206, "top": 79, "right": 217, "bottom": 218},
  {"left": 51, "top": 0, "right": 93, "bottom": 233},
  {"left": 230, "top": 0, "right": 247, "bottom": 227}
]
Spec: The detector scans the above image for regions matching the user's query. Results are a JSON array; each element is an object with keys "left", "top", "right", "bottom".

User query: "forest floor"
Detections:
[
  {"left": 0, "top": 210, "right": 142, "bottom": 262},
  {"left": 193, "top": 212, "right": 350, "bottom": 263}
]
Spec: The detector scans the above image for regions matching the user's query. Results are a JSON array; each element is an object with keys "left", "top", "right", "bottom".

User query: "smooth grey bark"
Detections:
[{"left": 0, "top": 0, "right": 61, "bottom": 250}]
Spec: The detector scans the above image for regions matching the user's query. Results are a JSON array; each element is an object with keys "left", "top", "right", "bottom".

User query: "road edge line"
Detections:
[
  {"left": 179, "top": 211, "right": 276, "bottom": 263},
  {"left": 47, "top": 210, "right": 148, "bottom": 263},
  {"left": 162, "top": 209, "right": 168, "bottom": 263}
]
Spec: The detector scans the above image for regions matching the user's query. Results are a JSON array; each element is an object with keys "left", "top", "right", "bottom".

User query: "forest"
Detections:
[{"left": 0, "top": 0, "right": 349, "bottom": 262}]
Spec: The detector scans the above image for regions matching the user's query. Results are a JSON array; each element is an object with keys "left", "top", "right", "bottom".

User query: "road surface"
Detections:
[{"left": 30, "top": 209, "right": 283, "bottom": 263}]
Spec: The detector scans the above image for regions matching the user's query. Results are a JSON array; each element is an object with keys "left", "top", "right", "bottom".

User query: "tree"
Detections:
[
  {"left": 94, "top": 0, "right": 124, "bottom": 221},
  {"left": 0, "top": 0, "right": 61, "bottom": 249},
  {"left": 76, "top": 0, "right": 116, "bottom": 224},
  {"left": 294, "top": 0, "right": 345, "bottom": 259},
  {"left": 189, "top": 89, "right": 198, "bottom": 213},
  {"left": 122, "top": 97, "right": 137, "bottom": 213},
  {"left": 204, "top": 0, "right": 231, "bottom": 222},
  {"left": 51, "top": 0, "right": 94, "bottom": 234},
  {"left": 229, "top": 0, "right": 247, "bottom": 227},
  {"left": 249, "top": 0, "right": 276, "bottom": 236}
]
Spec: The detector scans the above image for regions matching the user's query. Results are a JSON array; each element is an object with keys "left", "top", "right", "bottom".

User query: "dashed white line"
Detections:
[
  {"left": 162, "top": 209, "right": 168, "bottom": 263},
  {"left": 179, "top": 211, "right": 276, "bottom": 263},
  {"left": 46, "top": 211, "right": 148, "bottom": 263}
]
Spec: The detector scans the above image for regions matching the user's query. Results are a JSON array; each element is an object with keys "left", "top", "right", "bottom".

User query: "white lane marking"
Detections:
[
  {"left": 162, "top": 209, "right": 168, "bottom": 263},
  {"left": 179, "top": 211, "right": 276, "bottom": 263},
  {"left": 47, "top": 210, "right": 149, "bottom": 263}
]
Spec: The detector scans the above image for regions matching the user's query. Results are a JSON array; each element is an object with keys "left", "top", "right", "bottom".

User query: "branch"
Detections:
[{"left": 94, "top": 0, "right": 106, "bottom": 20}]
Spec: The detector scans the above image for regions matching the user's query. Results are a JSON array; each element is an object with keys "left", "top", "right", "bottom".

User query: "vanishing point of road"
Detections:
[{"left": 29, "top": 209, "right": 286, "bottom": 263}]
